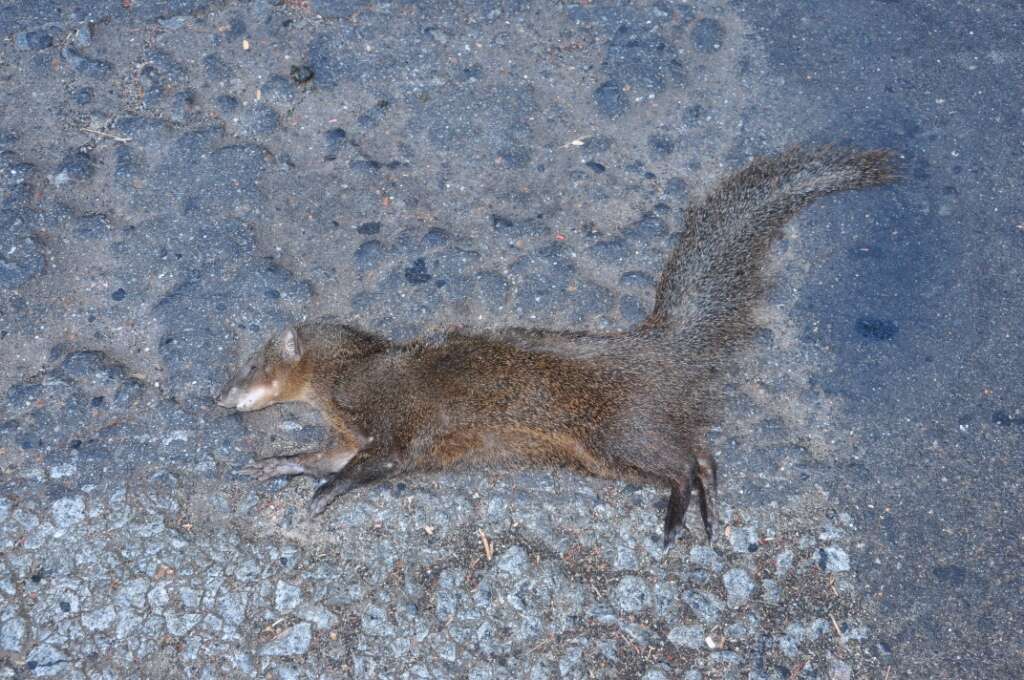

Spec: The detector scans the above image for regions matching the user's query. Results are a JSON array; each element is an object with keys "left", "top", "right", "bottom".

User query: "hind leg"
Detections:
[
  {"left": 661, "top": 449, "right": 717, "bottom": 546},
  {"left": 662, "top": 474, "right": 693, "bottom": 547}
]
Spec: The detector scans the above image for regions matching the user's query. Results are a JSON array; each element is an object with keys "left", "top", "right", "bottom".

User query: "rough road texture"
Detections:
[{"left": 0, "top": 1, "right": 1020, "bottom": 678}]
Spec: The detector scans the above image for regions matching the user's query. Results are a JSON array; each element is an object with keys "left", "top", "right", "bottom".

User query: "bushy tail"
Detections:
[{"left": 642, "top": 145, "right": 897, "bottom": 351}]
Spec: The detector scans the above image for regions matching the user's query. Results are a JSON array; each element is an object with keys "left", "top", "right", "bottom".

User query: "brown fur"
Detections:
[{"left": 218, "top": 145, "right": 898, "bottom": 545}]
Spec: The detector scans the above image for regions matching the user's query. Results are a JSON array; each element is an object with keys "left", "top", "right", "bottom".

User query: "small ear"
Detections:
[{"left": 281, "top": 327, "right": 302, "bottom": 363}]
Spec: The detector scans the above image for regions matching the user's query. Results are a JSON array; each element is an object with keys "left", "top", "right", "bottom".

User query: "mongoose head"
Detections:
[{"left": 216, "top": 327, "right": 309, "bottom": 412}]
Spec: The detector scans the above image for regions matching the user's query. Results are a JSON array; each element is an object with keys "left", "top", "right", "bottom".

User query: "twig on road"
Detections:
[
  {"left": 478, "top": 528, "right": 493, "bottom": 561},
  {"left": 81, "top": 128, "right": 131, "bottom": 143}
]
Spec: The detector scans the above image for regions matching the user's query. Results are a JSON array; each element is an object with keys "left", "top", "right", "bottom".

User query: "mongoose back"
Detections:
[{"left": 217, "top": 145, "right": 897, "bottom": 546}]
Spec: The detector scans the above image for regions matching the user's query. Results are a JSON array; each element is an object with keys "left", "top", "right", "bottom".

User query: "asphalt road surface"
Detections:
[{"left": 1, "top": 1, "right": 1020, "bottom": 678}]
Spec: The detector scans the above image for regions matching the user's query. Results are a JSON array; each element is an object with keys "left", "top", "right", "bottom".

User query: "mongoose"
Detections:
[{"left": 216, "top": 146, "right": 896, "bottom": 546}]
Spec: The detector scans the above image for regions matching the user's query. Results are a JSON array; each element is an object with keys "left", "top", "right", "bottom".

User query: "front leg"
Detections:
[
  {"left": 308, "top": 448, "right": 405, "bottom": 516},
  {"left": 240, "top": 443, "right": 360, "bottom": 482}
]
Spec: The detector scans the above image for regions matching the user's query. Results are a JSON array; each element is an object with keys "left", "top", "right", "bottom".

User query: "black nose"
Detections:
[{"left": 215, "top": 382, "right": 233, "bottom": 407}]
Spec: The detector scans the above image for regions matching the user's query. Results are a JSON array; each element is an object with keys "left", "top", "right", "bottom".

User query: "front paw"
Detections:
[{"left": 239, "top": 456, "right": 305, "bottom": 482}]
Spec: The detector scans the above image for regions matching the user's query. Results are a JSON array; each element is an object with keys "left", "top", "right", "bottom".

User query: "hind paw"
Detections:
[{"left": 661, "top": 450, "right": 718, "bottom": 548}]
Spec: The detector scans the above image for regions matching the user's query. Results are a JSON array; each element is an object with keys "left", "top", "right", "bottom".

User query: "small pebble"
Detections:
[
  {"left": 723, "top": 568, "right": 756, "bottom": 607},
  {"left": 828, "top": 657, "right": 853, "bottom": 680},
  {"left": 614, "top": 575, "right": 651, "bottom": 613},
  {"left": 692, "top": 18, "right": 725, "bottom": 53},
  {"left": 275, "top": 581, "right": 302, "bottom": 612},
  {"left": 667, "top": 624, "right": 704, "bottom": 650},
  {"left": 729, "top": 525, "right": 758, "bottom": 553},
  {"left": 16, "top": 30, "right": 53, "bottom": 51},
  {"left": 404, "top": 258, "right": 432, "bottom": 285},
  {"left": 74, "top": 24, "right": 94, "bottom": 48},
  {"left": 259, "top": 622, "right": 312, "bottom": 656},
  {"left": 290, "top": 64, "right": 314, "bottom": 83},
  {"left": 817, "top": 546, "right": 851, "bottom": 572}
]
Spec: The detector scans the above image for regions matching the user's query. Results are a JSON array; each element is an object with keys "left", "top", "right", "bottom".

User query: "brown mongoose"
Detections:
[{"left": 216, "top": 145, "right": 897, "bottom": 546}]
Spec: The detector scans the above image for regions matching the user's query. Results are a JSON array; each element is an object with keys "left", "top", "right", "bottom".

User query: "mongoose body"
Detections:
[{"left": 217, "top": 146, "right": 896, "bottom": 545}]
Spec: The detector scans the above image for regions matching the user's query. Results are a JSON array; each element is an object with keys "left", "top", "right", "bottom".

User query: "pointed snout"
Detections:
[
  {"left": 215, "top": 383, "right": 241, "bottom": 409},
  {"left": 214, "top": 377, "right": 275, "bottom": 412}
]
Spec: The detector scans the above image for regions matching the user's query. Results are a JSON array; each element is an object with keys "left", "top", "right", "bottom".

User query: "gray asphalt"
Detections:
[{"left": 1, "top": 1, "right": 1020, "bottom": 678}]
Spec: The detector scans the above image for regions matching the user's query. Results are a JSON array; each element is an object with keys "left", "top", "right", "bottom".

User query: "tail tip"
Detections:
[
  {"left": 785, "top": 144, "right": 902, "bottom": 191},
  {"left": 852, "top": 147, "right": 901, "bottom": 186}
]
